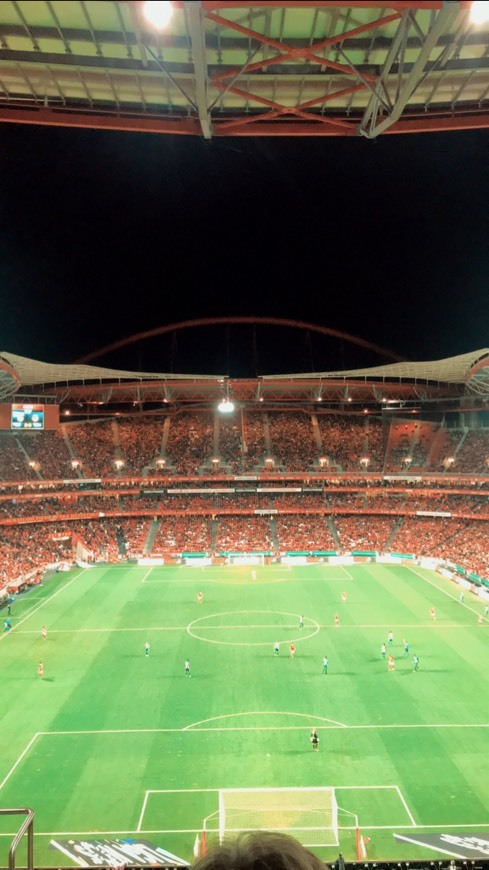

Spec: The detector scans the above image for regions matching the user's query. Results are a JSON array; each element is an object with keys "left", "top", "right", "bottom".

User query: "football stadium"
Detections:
[
  {"left": 1, "top": 1, "right": 489, "bottom": 870},
  {"left": 1, "top": 337, "right": 489, "bottom": 869}
]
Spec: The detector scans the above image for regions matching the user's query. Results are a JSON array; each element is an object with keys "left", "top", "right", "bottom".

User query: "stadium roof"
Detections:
[
  {"left": 0, "top": 1, "right": 488, "bottom": 139},
  {"left": 2, "top": 347, "right": 489, "bottom": 407}
]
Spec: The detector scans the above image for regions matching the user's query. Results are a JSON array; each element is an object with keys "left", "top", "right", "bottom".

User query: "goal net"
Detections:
[{"left": 217, "top": 787, "right": 338, "bottom": 847}]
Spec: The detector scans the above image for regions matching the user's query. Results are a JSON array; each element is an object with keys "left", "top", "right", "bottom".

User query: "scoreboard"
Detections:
[
  {"left": 0, "top": 403, "right": 59, "bottom": 431},
  {"left": 11, "top": 403, "right": 44, "bottom": 430}
]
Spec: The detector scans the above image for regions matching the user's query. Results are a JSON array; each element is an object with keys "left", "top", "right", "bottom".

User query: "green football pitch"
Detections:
[{"left": 1, "top": 562, "right": 488, "bottom": 866}]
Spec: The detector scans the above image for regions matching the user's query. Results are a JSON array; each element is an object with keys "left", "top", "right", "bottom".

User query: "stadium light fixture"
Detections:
[
  {"left": 218, "top": 399, "right": 235, "bottom": 414},
  {"left": 143, "top": 1, "right": 173, "bottom": 29},
  {"left": 470, "top": 1, "right": 489, "bottom": 25}
]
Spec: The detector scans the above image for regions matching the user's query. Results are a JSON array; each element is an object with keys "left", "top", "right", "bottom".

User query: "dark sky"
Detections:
[{"left": 0, "top": 123, "right": 488, "bottom": 377}]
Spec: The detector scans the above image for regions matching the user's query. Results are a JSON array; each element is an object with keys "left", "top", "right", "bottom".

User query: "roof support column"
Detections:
[
  {"left": 358, "top": 2, "right": 459, "bottom": 138},
  {"left": 185, "top": 0, "right": 212, "bottom": 138}
]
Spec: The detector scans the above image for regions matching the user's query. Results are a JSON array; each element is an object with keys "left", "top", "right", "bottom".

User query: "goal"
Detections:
[{"left": 215, "top": 787, "right": 339, "bottom": 848}]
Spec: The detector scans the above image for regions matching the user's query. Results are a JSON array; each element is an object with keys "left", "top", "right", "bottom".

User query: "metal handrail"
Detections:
[{"left": 0, "top": 808, "right": 34, "bottom": 870}]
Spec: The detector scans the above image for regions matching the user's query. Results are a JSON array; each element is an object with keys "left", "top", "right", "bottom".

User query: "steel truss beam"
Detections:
[
  {"left": 206, "top": 8, "right": 402, "bottom": 131},
  {"left": 359, "top": 2, "right": 460, "bottom": 137},
  {"left": 0, "top": 1, "right": 484, "bottom": 138},
  {"left": 0, "top": 104, "right": 488, "bottom": 136}
]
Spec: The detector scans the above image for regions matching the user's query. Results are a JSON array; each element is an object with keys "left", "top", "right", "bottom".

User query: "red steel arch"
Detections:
[{"left": 76, "top": 316, "right": 403, "bottom": 365}]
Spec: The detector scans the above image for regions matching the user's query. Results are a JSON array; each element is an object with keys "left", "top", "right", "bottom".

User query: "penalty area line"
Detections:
[
  {"left": 395, "top": 785, "right": 416, "bottom": 826},
  {"left": 136, "top": 791, "right": 150, "bottom": 833},
  {"left": 1, "top": 823, "right": 489, "bottom": 839},
  {"left": 140, "top": 568, "right": 154, "bottom": 584},
  {"left": 0, "top": 733, "right": 40, "bottom": 792}
]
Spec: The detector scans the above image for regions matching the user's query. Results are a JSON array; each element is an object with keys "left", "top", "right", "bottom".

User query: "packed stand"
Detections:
[
  {"left": 152, "top": 516, "right": 212, "bottom": 553},
  {"left": 317, "top": 415, "right": 381, "bottom": 471},
  {"left": 67, "top": 421, "right": 117, "bottom": 477},
  {"left": 364, "top": 418, "right": 384, "bottom": 471},
  {"left": 272, "top": 491, "right": 326, "bottom": 509},
  {"left": 117, "top": 418, "right": 164, "bottom": 474},
  {"left": 242, "top": 413, "right": 267, "bottom": 470},
  {"left": 215, "top": 516, "right": 273, "bottom": 551},
  {"left": 166, "top": 413, "right": 214, "bottom": 475},
  {"left": 218, "top": 416, "right": 244, "bottom": 473},
  {"left": 334, "top": 515, "right": 397, "bottom": 551},
  {"left": 453, "top": 430, "right": 489, "bottom": 473},
  {"left": 267, "top": 412, "right": 317, "bottom": 471},
  {"left": 0, "top": 523, "right": 73, "bottom": 581},
  {"left": 389, "top": 516, "right": 467, "bottom": 555},
  {"left": 0, "top": 434, "right": 38, "bottom": 481},
  {"left": 19, "top": 429, "right": 75, "bottom": 480},
  {"left": 274, "top": 514, "right": 336, "bottom": 551},
  {"left": 444, "top": 521, "right": 489, "bottom": 576}
]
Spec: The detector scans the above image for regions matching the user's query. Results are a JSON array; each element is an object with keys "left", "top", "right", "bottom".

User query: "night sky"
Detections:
[{"left": 0, "top": 123, "right": 488, "bottom": 377}]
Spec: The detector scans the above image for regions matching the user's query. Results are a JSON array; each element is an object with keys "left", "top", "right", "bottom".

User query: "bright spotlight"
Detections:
[
  {"left": 143, "top": 1, "right": 173, "bottom": 29},
  {"left": 470, "top": 1, "right": 489, "bottom": 25},
  {"left": 218, "top": 399, "right": 235, "bottom": 413}
]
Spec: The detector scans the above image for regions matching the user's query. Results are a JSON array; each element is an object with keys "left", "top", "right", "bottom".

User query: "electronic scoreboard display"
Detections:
[{"left": 11, "top": 404, "right": 45, "bottom": 430}]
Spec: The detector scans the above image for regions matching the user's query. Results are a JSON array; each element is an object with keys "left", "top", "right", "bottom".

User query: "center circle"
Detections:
[{"left": 186, "top": 610, "right": 320, "bottom": 646}]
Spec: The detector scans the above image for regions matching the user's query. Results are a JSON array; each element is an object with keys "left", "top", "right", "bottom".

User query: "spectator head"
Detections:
[{"left": 192, "top": 831, "right": 324, "bottom": 870}]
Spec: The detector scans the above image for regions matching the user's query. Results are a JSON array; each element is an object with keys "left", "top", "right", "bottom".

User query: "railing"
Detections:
[{"left": 0, "top": 808, "right": 34, "bottom": 870}]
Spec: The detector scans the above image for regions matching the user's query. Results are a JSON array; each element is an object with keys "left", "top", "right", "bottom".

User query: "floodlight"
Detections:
[
  {"left": 470, "top": 1, "right": 489, "bottom": 25},
  {"left": 143, "top": 1, "right": 173, "bottom": 29},
  {"left": 218, "top": 399, "right": 235, "bottom": 413}
]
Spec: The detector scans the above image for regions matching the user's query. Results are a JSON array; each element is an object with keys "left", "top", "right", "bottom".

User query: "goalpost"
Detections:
[{"left": 211, "top": 787, "right": 339, "bottom": 848}]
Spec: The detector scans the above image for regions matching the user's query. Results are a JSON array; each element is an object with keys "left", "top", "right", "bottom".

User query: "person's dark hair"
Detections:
[{"left": 192, "top": 831, "right": 324, "bottom": 870}]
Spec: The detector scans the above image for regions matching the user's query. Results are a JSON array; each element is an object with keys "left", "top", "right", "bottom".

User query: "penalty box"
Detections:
[
  {"left": 0, "top": 732, "right": 416, "bottom": 835},
  {"left": 139, "top": 785, "right": 416, "bottom": 836}
]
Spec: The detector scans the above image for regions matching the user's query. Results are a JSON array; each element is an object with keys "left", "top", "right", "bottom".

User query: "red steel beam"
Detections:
[
  {"left": 1, "top": 106, "right": 489, "bottom": 136},
  {"left": 197, "top": 2, "right": 472, "bottom": 9},
  {"left": 216, "top": 83, "right": 365, "bottom": 131},
  {"left": 213, "top": 82, "right": 357, "bottom": 129},
  {"left": 208, "top": 11, "right": 380, "bottom": 82},
  {"left": 213, "top": 114, "right": 489, "bottom": 135},
  {"left": 0, "top": 107, "right": 201, "bottom": 134}
]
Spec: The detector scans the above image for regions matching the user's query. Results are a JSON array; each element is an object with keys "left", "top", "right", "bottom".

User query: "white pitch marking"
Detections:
[
  {"left": 38, "top": 722, "right": 489, "bottom": 735},
  {"left": 2, "top": 823, "right": 489, "bottom": 838},
  {"left": 0, "top": 569, "right": 87, "bottom": 643},
  {"left": 408, "top": 566, "right": 486, "bottom": 620},
  {"left": 0, "top": 733, "right": 40, "bottom": 791},
  {"left": 147, "top": 788, "right": 219, "bottom": 793},
  {"left": 11, "top": 622, "right": 488, "bottom": 635},
  {"left": 395, "top": 785, "right": 416, "bottom": 826},
  {"left": 337, "top": 566, "right": 354, "bottom": 581},
  {"left": 183, "top": 711, "right": 347, "bottom": 731},
  {"left": 136, "top": 790, "right": 150, "bottom": 832},
  {"left": 187, "top": 609, "right": 320, "bottom": 646},
  {"left": 140, "top": 567, "right": 154, "bottom": 584},
  {"left": 336, "top": 785, "right": 400, "bottom": 790}
]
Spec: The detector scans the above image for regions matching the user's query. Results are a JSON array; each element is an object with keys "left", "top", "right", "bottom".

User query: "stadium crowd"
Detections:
[
  {"left": 1, "top": 415, "right": 489, "bottom": 479},
  {"left": 1, "top": 414, "right": 489, "bottom": 588}
]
